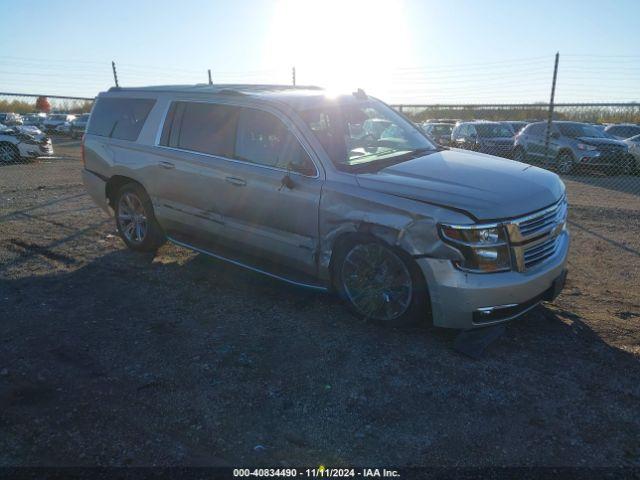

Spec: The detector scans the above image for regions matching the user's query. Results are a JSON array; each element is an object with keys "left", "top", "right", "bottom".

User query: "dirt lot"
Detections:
[{"left": 1, "top": 137, "right": 639, "bottom": 467}]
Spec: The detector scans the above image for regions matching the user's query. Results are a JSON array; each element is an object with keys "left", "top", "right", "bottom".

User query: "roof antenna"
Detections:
[
  {"left": 111, "top": 61, "right": 120, "bottom": 88},
  {"left": 353, "top": 88, "right": 367, "bottom": 100},
  {"left": 208, "top": 69, "right": 213, "bottom": 85}
]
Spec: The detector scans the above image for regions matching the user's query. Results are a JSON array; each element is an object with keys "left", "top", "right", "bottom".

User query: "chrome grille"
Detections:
[
  {"left": 507, "top": 195, "right": 568, "bottom": 272},
  {"left": 516, "top": 196, "right": 567, "bottom": 239},
  {"left": 523, "top": 235, "right": 559, "bottom": 269}
]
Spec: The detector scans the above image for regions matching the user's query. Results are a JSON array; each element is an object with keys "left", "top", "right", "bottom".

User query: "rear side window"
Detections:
[
  {"left": 88, "top": 97, "right": 156, "bottom": 141},
  {"left": 235, "top": 108, "right": 315, "bottom": 175},
  {"left": 161, "top": 101, "right": 239, "bottom": 157},
  {"left": 527, "top": 124, "right": 545, "bottom": 136}
]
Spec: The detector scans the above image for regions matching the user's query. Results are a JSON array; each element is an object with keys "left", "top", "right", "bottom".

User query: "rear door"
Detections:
[{"left": 150, "top": 101, "right": 240, "bottom": 240}]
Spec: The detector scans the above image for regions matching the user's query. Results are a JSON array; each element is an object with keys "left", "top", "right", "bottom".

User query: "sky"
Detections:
[{"left": 1, "top": 0, "right": 639, "bottom": 103}]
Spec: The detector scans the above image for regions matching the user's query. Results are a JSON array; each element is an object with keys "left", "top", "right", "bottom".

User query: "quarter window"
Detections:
[
  {"left": 235, "top": 108, "right": 315, "bottom": 175},
  {"left": 88, "top": 98, "right": 156, "bottom": 141}
]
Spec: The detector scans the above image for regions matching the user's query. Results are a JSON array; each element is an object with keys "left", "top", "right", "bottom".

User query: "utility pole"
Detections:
[
  {"left": 292, "top": 66, "right": 296, "bottom": 86},
  {"left": 544, "top": 52, "right": 559, "bottom": 161},
  {"left": 112, "top": 61, "right": 119, "bottom": 88},
  {"left": 208, "top": 69, "right": 213, "bottom": 85}
]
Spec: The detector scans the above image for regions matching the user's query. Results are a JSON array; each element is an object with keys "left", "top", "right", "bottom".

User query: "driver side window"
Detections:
[{"left": 235, "top": 108, "right": 316, "bottom": 176}]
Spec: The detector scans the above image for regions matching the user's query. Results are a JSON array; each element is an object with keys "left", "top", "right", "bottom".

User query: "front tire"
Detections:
[
  {"left": 114, "top": 183, "right": 166, "bottom": 252},
  {"left": 333, "top": 236, "right": 429, "bottom": 327},
  {"left": 556, "top": 151, "right": 574, "bottom": 175}
]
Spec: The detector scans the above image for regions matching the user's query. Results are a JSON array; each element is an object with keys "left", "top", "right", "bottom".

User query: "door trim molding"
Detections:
[{"left": 167, "top": 236, "right": 328, "bottom": 292}]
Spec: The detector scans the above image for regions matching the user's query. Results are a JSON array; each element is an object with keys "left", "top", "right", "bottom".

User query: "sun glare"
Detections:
[{"left": 264, "top": 0, "right": 413, "bottom": 98}]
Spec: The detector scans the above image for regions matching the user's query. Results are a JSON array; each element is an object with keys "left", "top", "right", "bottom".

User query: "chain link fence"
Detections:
[
  {"left": 1, "top": 92, "right": 639, "bottom": 299},
  {"left": 394, "top": 103, "right": 640, "bottom": 208}
]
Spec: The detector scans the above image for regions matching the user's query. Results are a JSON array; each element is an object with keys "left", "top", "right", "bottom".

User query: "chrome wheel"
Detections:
[
  {"left": 117, "top": 192, "right": 148, "bottom": 244},
  {"left": 557, "top": 153, "right": 573, "bottom": 174},
  {"left": 341, "top": 243, "right": 413, "bottom": 322}
]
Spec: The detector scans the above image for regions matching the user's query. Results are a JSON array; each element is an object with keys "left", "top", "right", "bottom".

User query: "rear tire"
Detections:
[
  {"left": 333, "top": 235, "right": 430, "bottom": 327},
  {"left": 114, "top": 183, "right": 166, "bottom": 252}
]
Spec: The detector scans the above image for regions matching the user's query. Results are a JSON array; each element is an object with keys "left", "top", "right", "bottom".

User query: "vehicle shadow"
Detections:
[{"left": 1, "top": 248, "right": 639, "bottom": 465}]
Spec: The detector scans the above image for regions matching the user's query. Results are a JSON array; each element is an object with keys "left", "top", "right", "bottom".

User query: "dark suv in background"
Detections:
[
  {"left": 604, "top": 123, "right": 640, "bottom": 140},
  {"left": 451, "top": 121, "right": 515, "bottom": 158},
  {"left": 513, "top": 121, "right": 635, "bottom": 174},
  {"left": 421, "top": 123, "right": 453, "bottom": 146}
]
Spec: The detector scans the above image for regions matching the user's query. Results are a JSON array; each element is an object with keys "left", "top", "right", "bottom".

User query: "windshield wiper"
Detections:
[{"left": 347, "top": 147, "right": 438, "bottom": 173}]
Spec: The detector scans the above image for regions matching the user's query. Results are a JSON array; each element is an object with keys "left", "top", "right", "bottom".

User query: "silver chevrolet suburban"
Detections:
[{"left": 82, "top": 84, "right": 569, "bottom": 329}]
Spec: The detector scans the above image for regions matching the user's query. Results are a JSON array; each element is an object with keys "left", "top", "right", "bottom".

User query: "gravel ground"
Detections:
[{"left": 1, "top": 137, "right": 639, "bottom": 467}]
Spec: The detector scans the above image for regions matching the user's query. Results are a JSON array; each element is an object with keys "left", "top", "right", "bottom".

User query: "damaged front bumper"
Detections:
[{"left": 416, "top": 230, "right": 570, "bottom": 329}]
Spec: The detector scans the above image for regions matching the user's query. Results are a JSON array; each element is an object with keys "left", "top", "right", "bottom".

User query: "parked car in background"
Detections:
[
  {"left": 502, "top": 121, "right": 528, "bottom": 135},
  {"left": 0, "top": 124, "right": 53, "bottom": 162},
  {"left": 624, "top": 134, "right": 640, "bottom": 169},
  {"left": 55, "top": 122, "right": 73, "bottom": 136},
  {"left": 43, "top": 113, "right": 76, "bottom": 133},
  {"left": 604, "top": 123, "right": 640, "bottom": 140},
  {"left": 0, "top": 113, "right": 24, "bottom": 126},
  {"left": 421, "top": 123, "right": 453, "bottom": 146},
  {"left": 450, "top": 121, "right": 515, "bottom": 158},
  {"left": 513, "top": 121, "right": 634, "bottom": 174},
  {"left": 16, "top": 125, "right": 47, "bottom": 141},
  {"left": 22, "top": 114, "right": 46, "bottom": 129},
  {"left": 82, "top": 84, "right": 569, "bottom": 330},
  {"left": 70, "top": 114, "right": 90, "bottom": 139},
  {"left": 362, "top": 118, "right": 393, "bottom": 138}
]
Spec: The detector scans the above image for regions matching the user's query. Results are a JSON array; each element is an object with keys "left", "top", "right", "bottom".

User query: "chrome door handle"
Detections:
[
  {"left": 225, "top": 176, "right": 246, "bottom": 186},
  {"left": 159, "top": 161, "right": 175, "bottom": 169}
]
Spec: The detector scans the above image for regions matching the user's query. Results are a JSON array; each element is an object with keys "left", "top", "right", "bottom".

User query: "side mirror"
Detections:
[{"left": 288, "top": 160, "right": 316, "bottom": 177}]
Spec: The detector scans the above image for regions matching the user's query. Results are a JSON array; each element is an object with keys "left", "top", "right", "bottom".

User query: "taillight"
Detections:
[{"left": 81, "top": 135, "right": 86, "bottom": 167}]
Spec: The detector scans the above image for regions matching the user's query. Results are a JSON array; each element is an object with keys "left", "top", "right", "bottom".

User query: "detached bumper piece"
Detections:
[{"left": 473, "top": 269, "right": 567, "bottom": 324}]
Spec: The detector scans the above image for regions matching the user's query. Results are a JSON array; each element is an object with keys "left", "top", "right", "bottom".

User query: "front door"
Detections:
[{"left": 218, "top": 106, "right": 323, "bottom": 276}]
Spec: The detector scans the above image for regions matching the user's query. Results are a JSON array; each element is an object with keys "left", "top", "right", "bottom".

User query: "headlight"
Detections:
[
  {"left": 439, "top": 223, "right": 511, "bottom": 273},
  {"left": 577, "top": 143, "right": 598, "bottom": 151}
]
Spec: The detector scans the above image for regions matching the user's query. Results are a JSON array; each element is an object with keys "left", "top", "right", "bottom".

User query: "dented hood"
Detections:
[{"left": 355, "top": 149, "right": 564, "bottom": 221}]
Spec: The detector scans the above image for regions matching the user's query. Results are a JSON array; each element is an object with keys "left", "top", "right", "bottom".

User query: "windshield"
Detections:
[
  {"left": 558, "top": 123, "right": 609, "bottom": 138},
  {"left": 299, "top": 99, "right": 435, "bottom": 171},
  {"left": 50, "top": 114, "right": 66, "bottom": 120},
  {"left": 475, "top": 124, "right": 513, "bottom": 138}
]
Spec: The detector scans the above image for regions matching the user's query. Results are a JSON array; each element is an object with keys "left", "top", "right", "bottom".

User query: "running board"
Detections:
[{"left": 167, "top": 236, "right": 329, "bottom": 292}]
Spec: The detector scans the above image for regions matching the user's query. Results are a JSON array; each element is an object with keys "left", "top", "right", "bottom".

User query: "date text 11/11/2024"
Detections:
[{"left": 232, "top": 467, "right": 401, "bottom": 477}]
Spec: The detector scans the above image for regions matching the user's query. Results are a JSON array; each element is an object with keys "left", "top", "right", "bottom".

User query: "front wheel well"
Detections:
[
  {"left": 556, "top": 148, "right": 575, "bottom": 160},
  {"left": 327, "top": 231, "right": 427, "bottom": 292},
  {"left": 105, "top": 175, "right": 144, "bottom": 209}
]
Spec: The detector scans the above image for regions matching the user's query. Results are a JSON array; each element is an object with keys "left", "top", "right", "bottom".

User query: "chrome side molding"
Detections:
[{"left": 167, "top": 236, "right": 329, "bottom": 292}]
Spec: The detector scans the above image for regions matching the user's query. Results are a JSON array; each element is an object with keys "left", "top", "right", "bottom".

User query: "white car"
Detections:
[
  {"left": 0, "top": 112, "right": 23, "bottom": 126},
  {"left": 22, "top": 113, "right": 46, "bottom": 129},
  {"left": 625, "top": 134, "right": 640, "bottom": 171},
  {"left": 43, "top": 114, "right": 75, "bottom": 133},
  {"left": 0, "top": 124, "right": 54, "bottom": 162},
  {"left": 16, "top": 125, "right": 47, "bottom": 141}
]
